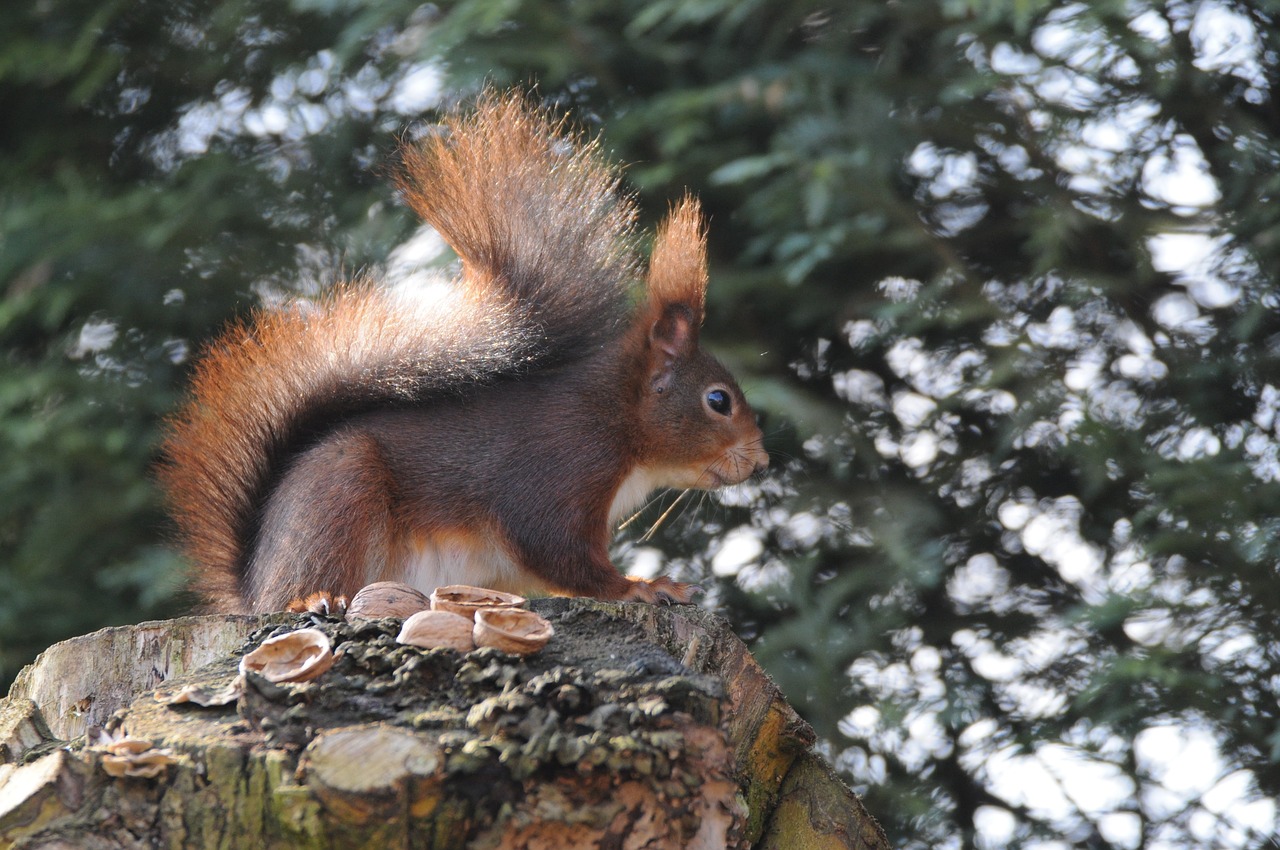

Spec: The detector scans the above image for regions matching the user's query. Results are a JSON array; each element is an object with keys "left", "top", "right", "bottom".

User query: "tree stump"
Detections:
[{"left": 0, "top": 599, "right": 888, "bottom": 849}]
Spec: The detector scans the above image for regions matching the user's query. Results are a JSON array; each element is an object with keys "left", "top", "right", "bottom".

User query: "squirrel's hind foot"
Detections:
[
  {"left": 622, "top": 575, "right": 702, "bottom": 605},
  {"left": 286, "top": 591, "right": 350, "bottom": 618}
]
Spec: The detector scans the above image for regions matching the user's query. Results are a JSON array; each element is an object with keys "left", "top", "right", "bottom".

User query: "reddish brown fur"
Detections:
[
  {"left": 160, "top": 90, "right": 767, "bottom": 613},
  {"left": 646, "top": 195, "right": 708, "bottom": 323}
]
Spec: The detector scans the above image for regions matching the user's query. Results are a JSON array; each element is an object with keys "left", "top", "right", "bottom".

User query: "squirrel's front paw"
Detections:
[
  {"left": 623, "top": 575, "right": 702, "bottom": 605},
  {"left": 286, "top": 591, "right": 349, "bottom": 617}
]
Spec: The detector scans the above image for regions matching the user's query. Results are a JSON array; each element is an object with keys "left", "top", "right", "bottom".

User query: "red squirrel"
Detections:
[{"left": 160, "top": 91, "right": 768, "bottom": 614}]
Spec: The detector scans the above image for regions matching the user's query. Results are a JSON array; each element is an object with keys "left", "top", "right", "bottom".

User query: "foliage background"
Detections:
[{"left": 4, "top": 1, "right": 1280, "bottom": 847}]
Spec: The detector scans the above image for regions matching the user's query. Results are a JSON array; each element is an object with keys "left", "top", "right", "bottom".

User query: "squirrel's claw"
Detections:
[
  {"left": 622, "top": 575, "right": 702, "bottom": 605},
  {"left": 286, "top": 591, "right": 349, "bottom": 618}
]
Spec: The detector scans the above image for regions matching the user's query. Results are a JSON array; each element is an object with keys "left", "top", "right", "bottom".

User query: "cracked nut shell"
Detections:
[
  {"left": 430, "top": 585, "right": 527, "bottom": 620},
  {"left": 472, "top": 607, "right": 554, "bottom": 655},
  {"left": 239, "top": 627, "right": 335, "bottom": 683},
  {"left": 397, "top": 609, "right": 476, "bottom": 651}
]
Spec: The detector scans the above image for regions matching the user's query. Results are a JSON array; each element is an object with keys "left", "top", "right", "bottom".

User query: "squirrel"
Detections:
[{"left": 159, "top": 90, "right": 769, "bottom": 614}]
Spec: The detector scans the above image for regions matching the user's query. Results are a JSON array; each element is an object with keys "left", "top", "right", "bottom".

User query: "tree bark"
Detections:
[{"left": 0, "top": 600, "right": 888, "bottom": 849}]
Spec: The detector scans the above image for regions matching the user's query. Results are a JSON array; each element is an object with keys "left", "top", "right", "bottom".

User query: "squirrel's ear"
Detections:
[
  {"left": 645, "top": 195, "right": 707, "bottom": 394},
  {"left": 648, "top": 305, "right": 696, "bottom": 394},
  {"left": 646, "top": 194, "right": 707, "bottom": 326},
  {"left": 650, "top": 305, "right": 697, "bottom": 355}
]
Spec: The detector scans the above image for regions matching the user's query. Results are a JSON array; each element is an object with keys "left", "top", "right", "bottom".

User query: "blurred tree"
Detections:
[
  {"left": 4, "top": 0, "right": 1280, "bottom": 848},
  {"left": 0, "top": 0, "right": 420, "bottom": 685}
]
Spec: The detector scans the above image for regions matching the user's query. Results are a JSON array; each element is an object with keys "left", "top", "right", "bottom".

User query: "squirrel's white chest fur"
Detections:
[
  {"left": 399, "top": 535, "right": 529, "bottom": 596},
  {"left": 609, "top": 465, "right": 671, "bottom": 526}
]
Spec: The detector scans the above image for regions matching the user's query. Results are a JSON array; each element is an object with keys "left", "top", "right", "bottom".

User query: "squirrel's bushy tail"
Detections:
[
  {"left": 160, "top": 91, "right": 640, "bottom": 609},
  {"left": 399, "top": 90, "right": 639, "bottom": 359}
]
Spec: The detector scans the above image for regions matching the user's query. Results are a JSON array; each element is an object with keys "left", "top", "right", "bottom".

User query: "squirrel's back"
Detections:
[{"left": 160, "top": 92, "right": 648, "bottom": 609}]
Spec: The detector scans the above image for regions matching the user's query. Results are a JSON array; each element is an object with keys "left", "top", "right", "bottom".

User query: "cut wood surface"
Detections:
[
  {"left": 6, "top": 614, "right": 280, "bottom": 740},
  {"left": 0, "top": 599, "right": 889, "bottom": 849}
]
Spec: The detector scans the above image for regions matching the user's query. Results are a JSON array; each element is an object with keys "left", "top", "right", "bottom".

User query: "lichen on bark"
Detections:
[{"left": 0, "top": 599, "right": 887, "bottom": 849}]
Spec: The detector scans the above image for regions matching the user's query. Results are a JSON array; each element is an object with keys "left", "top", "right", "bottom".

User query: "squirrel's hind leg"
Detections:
[{"left": 246, "top": 428, "right": 396, "bottom": 612}]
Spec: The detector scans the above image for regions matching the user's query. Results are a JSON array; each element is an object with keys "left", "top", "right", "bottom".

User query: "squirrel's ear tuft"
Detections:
[{"left": 646, "top": 194, "right": 707, "bottom": 325}]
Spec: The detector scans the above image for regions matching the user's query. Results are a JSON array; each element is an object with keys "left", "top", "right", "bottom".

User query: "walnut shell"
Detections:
[
  {"left": 472, "top": 607, "right": 554, "bottom": 655},
  {"left": 429, "top": 585, "right": 527, "bottom": 621},
  {"left": 346, "top": 581, "right": 432, "bottom": 620},
  {"left": 239, "top": 627, "right": 335, "bottom": 683},
  {"left": 396, "top": 609, "right": 476, "bottom": 652}
]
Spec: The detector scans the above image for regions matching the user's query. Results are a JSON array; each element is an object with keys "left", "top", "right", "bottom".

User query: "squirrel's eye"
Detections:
[{"left": 706, "top": 389, "right": 732, "bottom": 416}]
